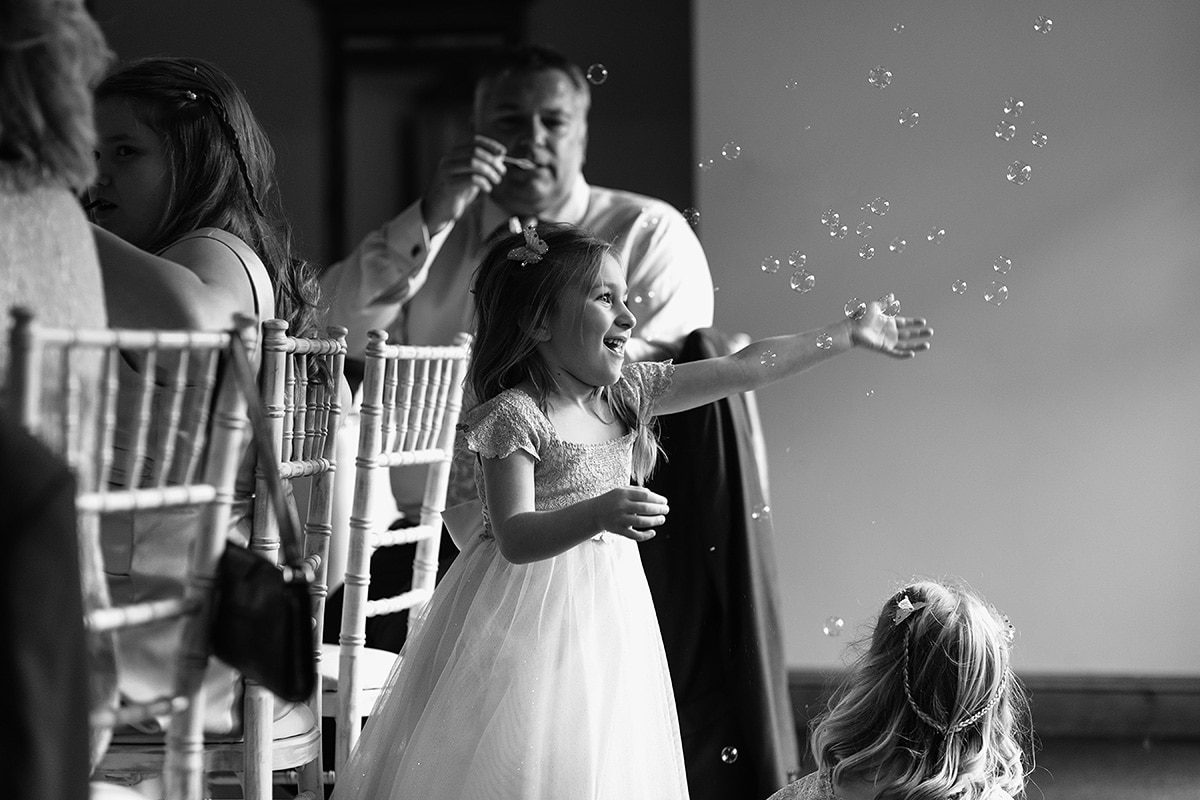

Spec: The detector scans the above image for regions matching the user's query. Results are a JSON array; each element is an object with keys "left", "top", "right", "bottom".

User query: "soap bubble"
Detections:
[
  {"left": 698, "top": 158, "right": 715, "bottom": 172},
  {"left": 995, "top": 121, "right": 1016, "bottom": 141},
  {"left": 586, "top": 64, "right": 608, "bottom": 85},
  {"left": 888, "top": 237, "right": 906, "bottom": 254},
  {"left": 632, "top": 295, "right": 644, "bottom": 305},
  {"left": 1034, "top": 15, "right": 1053, "bottom": 33},
  {"left": 893, "top": 22, "right": 906, "bottom": 33},
  {"left": 751, "top": 503, "right": 771, "bottom": 520},
  {"left": 856, "top": 221, "right": 873, "bottom": 238},
  {"left": 1004, "top": 96, "right": 1025, "bottom": 116},
  {"left": 844, "top": 298, "right": 867, "bottom": 320},
  {"left": 823, "top": 616, "right": 845, "bottom": 637},
  {"left": 898, "top": 107, "right": 920, "bottom": 127},
  {"left": 866, "top": 389, "right": 876, "bottom": 397},
  {"left": 785, "top": 79, "right": 800, "bottom": 90},
  {"left": 1032, "top": 131, "right": 1048, "bottom": 148},
  {"left": 788, "top": 250, "right": 807, "bottom": 268},
  {"left": 790, "top": 270, "right": 815, "bottom": 293},
  {"left": 829, "top": 224, "right": 848, "bottom": 240},
  {"left": 866, "top": 197, "right": 890, "bottom": 216},
  {"left": 760, "top": 256, "right": 781, "bottom": 274},
  {"left": 821, "top": 208, "right": 840, "bottom": 227},
  {"left": 859, "top": 245, "right": 875, "bottom": 260},
  {"left": 952, "top": 278, "right": 968, "bottom": 295},
  {"left": 1006, "top": 161, "right": 1032, "bottom": 185},
  {"left": 760, "top": 349, "right": 777, "bottom": 367},
  {"left": 721, "top": 747, "right": 739, "bottom": 764},
  {"left": 682, "top": 207, "right": 700, "bottom": 226},
  {"left": 927, "top": 226, "right": 946, "bottom": 244},
  {"left": 867, "top": 66, "right": 893, "bottom": 89},
  {"left": 877, "top": 293, "right": 901, "bottom": 317},
  {"left": 993, "top": 255, "right": 1012, "bottom": 274},
  {"left": 816, "top": 332, "right": 834, "bottom": 350},
  {"left": 721, "top": 141, "right": 742, "bottom": 160},
  {"left": 984, "top": 281, "right": 1009, "bottom": 305}
]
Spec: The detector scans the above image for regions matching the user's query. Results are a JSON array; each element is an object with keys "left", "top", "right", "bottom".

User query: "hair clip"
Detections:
[
  {"left": 506, "top": 222, "right": 548, "bottom": 267},
  {"left": 893, "top": 594, "right": 928, "bottom": 626},
  {"left": 184, "top": 90, "right": 199, "bottom": 101},
  {"left": 1001, "top": 614, "right": 1015, "bottom": 644}
]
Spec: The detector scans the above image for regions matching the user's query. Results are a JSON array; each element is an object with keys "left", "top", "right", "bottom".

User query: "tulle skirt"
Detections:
[{"left": 331, "top": 532, "right": 689, "bottom": 800}]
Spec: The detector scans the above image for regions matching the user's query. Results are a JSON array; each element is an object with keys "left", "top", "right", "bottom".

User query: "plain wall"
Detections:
[{"left": 695, "top": 0, "right": 1200, "bottom": 674}]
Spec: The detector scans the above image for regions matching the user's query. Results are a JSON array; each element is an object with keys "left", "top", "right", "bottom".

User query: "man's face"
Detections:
[{"left": 476, "top": 69, "right": 589, "bottom": 217}]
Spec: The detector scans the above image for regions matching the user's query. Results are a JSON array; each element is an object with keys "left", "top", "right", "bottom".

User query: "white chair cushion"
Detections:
[{"left": 319, "top": 642, "right": 400, "bottom": 717}]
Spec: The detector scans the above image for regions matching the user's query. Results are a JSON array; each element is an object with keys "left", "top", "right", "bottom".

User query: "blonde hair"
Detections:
[
  {"left": 0, "top": 0, "right": 111, "bottom": 191},
  {"left": 810, "top": 580, "right": 1031, "bottom": 800}
]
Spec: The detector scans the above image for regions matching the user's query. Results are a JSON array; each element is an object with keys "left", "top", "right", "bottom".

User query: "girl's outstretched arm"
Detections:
[
  {"left": 481, "top": 449, "right": 670, "bottom": 565},
  {"left": 653, "top": 300, "right": 933, "bottom": 417}
]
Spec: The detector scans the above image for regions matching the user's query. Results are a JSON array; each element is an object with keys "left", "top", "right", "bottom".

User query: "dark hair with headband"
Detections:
[{"left": 95, "top": 56, "right": 320, "bottom": 338}]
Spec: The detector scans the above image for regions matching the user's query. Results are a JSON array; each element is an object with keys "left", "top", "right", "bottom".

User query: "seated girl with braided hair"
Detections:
[{"left": 768, "top": 580, "right": 1032, "bottom": 800}]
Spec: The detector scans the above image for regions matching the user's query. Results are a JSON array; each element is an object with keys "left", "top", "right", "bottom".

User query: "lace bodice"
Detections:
[{"left": 460, "top": 361, "right": 674, "bottom": 535}]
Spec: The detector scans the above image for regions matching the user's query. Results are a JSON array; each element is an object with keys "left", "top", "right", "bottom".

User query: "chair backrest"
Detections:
[
  {"left": 335, "top": 328, "right": 471, "bottom": 770},
  {"left": 240, "top": 319, "right": 346, "bottom": 800},
  {"left": 5, "top": 307, "right": 249, "bottom": 800}
]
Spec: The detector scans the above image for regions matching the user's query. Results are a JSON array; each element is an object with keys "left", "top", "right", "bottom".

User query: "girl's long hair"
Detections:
[
  {"left": 468, "top": 223, "right": 661, "bottom": 483},
  {"left": 0, "top": 0, "right": 111, "bottom": 191},
  {"left": 810, "top": 580, "right": 1031, "bottom": 800},
  {"left": 94, "top": 56, "right": 321, "bottom": 338}
]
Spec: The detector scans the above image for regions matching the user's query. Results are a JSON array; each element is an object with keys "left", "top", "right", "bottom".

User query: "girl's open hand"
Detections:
[
  {"left": 850, "top": 296, "right": 934, "bottom": 359},
  {"left": 592, "top": 486, "right": 670, "bottom": 541}
]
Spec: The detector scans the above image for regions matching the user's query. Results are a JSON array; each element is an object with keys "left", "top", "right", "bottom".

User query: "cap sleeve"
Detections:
[
  {"left": 459, "top": 390, "right": 545, "bottom": 461},
  {"left": 616, "top": 360, "right": 675, "bottom": 418}
]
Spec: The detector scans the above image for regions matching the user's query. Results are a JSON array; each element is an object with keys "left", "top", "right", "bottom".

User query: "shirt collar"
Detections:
[{"left": 478, "top": 173, "right": 591, "bottom": 241}]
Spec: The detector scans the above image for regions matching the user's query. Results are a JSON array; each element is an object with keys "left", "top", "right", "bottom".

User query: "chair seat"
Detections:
[{"left": 319, "top": 642, "right": 400, "bottom": 717}]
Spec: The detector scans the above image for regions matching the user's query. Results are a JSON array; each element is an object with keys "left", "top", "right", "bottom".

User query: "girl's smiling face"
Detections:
[
  {"left": 536, "top": 253, "right": 636, "bottom": 392},
  {"left": 91, "top": 98, "right": 171, "bottom": 250}
]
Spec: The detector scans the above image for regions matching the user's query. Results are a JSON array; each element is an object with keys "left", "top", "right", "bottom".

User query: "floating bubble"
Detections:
[
  {"left": 586, "top": 63, "right": 609, "bottom": 85},
  {"left": 816, "top": 332, "right": 835, "bottom": 350},
  {"left": 751, "top": 503, "right": 771, "bottom": 520},
  {"left": 995, "top": 121, "right": 1016, "bottom": 141},
  {"left": 927, "top": 226, "right": 946, "bottom": 244},
  {"left": 682, "top": 207, "right": 700, "bottom": 226},
  {"left": 788, "top": 250, "right": 807, "bottom": 268},
  {"left": 721, "top": 141, "right": 742, "bottom": 160},
  {"left": 1032, "top": 131, "right": 1048, "bottom": 148},
  {"left": 1004, "top": 96, "right": 1025, "bottom": 116},
  {"left": 866, "top": 389, "right": 876, "bottom": 398},
  {"left": 639, "top": 214, "right": 661, "bottom": 230},
  {"left": 984, "top": 281, "right": 1009, "bottom": 305},
  {"left": 867, "top": 66, "right": 893, "bottom": 89},
  {"left": 888, "top": 237, "right": 906, "bottom": 254},
  {"left": 698, "top": 158, "right": 715, "bottom": 172},
  {"left": 856, "top": 221, "right": 873, "bottom": 238},
  {"left": 829, "top": 224, "right": 848, "bottom": 240},
  {"left": 760, "top": 256, "right": 781, "bottom": 274},
  {"left": 721, "top": 746, "right": 739, "bottom": 764},
  {"left": 821, "top": 208, "right": 840, "bottom": 227},
  {"left": 632, "top": 295, "right": 644, "bottom": 305},
  {"left": 823, "top": 616, "right": 845, "bottom": 637},
  {"left": 858, "top": 245, "right": 875, "bottom": 260},
  {"left": 844, "top": 298, "right": 867, "bottom": 320},
  {"left": 952, "top": 278, "right": 968, "bottom": 295},
  {"left": 790, "top": 270, "right": 815, "bottom": 293},
  {"left": 1006, "top": 161, "right": 1032, "bottom": 185},
  {"left": 993, "top": 255, "right": 1012, "bottom": 274},
  {"left": 785, "top": 79, "right": 800, "bottom": 90},
  {"left": 760, "top": 349, "right": 777, "bottom": 367},
  {"left": 898, "top": 107, "right": 920, "bottom": 127},
  {"left": 892, "top": 22, "right": 906, "bottom": 33},
  {"left": 867, "top": 196, "right": 890, "bottom": 216},
  {"left": 877, "top": 293, "right": 901, "bottom": 317},
  {"left": 1034, "top": 15, "right": 1053, "bottom": 33}
]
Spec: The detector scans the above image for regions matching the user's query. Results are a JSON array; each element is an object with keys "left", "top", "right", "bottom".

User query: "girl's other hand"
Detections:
[
  {"left": 850, "top": 297, "right": 934, "bottom": 359},
  {"left": 591, "top": 486, "right": 670, "bottom": 541}
]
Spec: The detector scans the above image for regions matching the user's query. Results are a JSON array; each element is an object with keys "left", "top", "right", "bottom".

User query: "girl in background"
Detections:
[
  {"left": 333, "top": 222, "right": 933, "bottom": 799},
  {"left": 768, "top": 580, "right": 1031, "bottom": 800}
]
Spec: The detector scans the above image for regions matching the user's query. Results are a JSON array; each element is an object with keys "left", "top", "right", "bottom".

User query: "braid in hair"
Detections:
[{"left": 183, "top": 89, "right": 265, "bottom": 217}]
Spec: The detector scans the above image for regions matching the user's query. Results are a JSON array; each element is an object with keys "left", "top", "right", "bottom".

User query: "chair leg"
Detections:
[{"left": 242, "top": 683, "right": 273, "bottom": 800}]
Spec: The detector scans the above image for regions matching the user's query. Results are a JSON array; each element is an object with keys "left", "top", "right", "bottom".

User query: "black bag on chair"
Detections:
[{"left": 210, "top": 328, "right": 316, "bottom": 703}]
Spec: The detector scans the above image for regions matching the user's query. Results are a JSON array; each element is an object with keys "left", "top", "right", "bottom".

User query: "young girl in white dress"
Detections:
[
  {"left": 332, "top": 223, "right": 934, "bottom": 800},
  {"left": 767, "top": 580, "right": 1031, "bottom": 800}
]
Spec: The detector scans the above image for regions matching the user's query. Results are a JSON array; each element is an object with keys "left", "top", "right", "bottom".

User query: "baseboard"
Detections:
[{"left": 788, "top": 669, "right": 1200, "bottom": 740}]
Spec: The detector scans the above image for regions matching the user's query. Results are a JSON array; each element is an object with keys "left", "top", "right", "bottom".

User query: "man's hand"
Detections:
[{"left": 420, "top": 135, "right": 508, "bottom": 235}]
